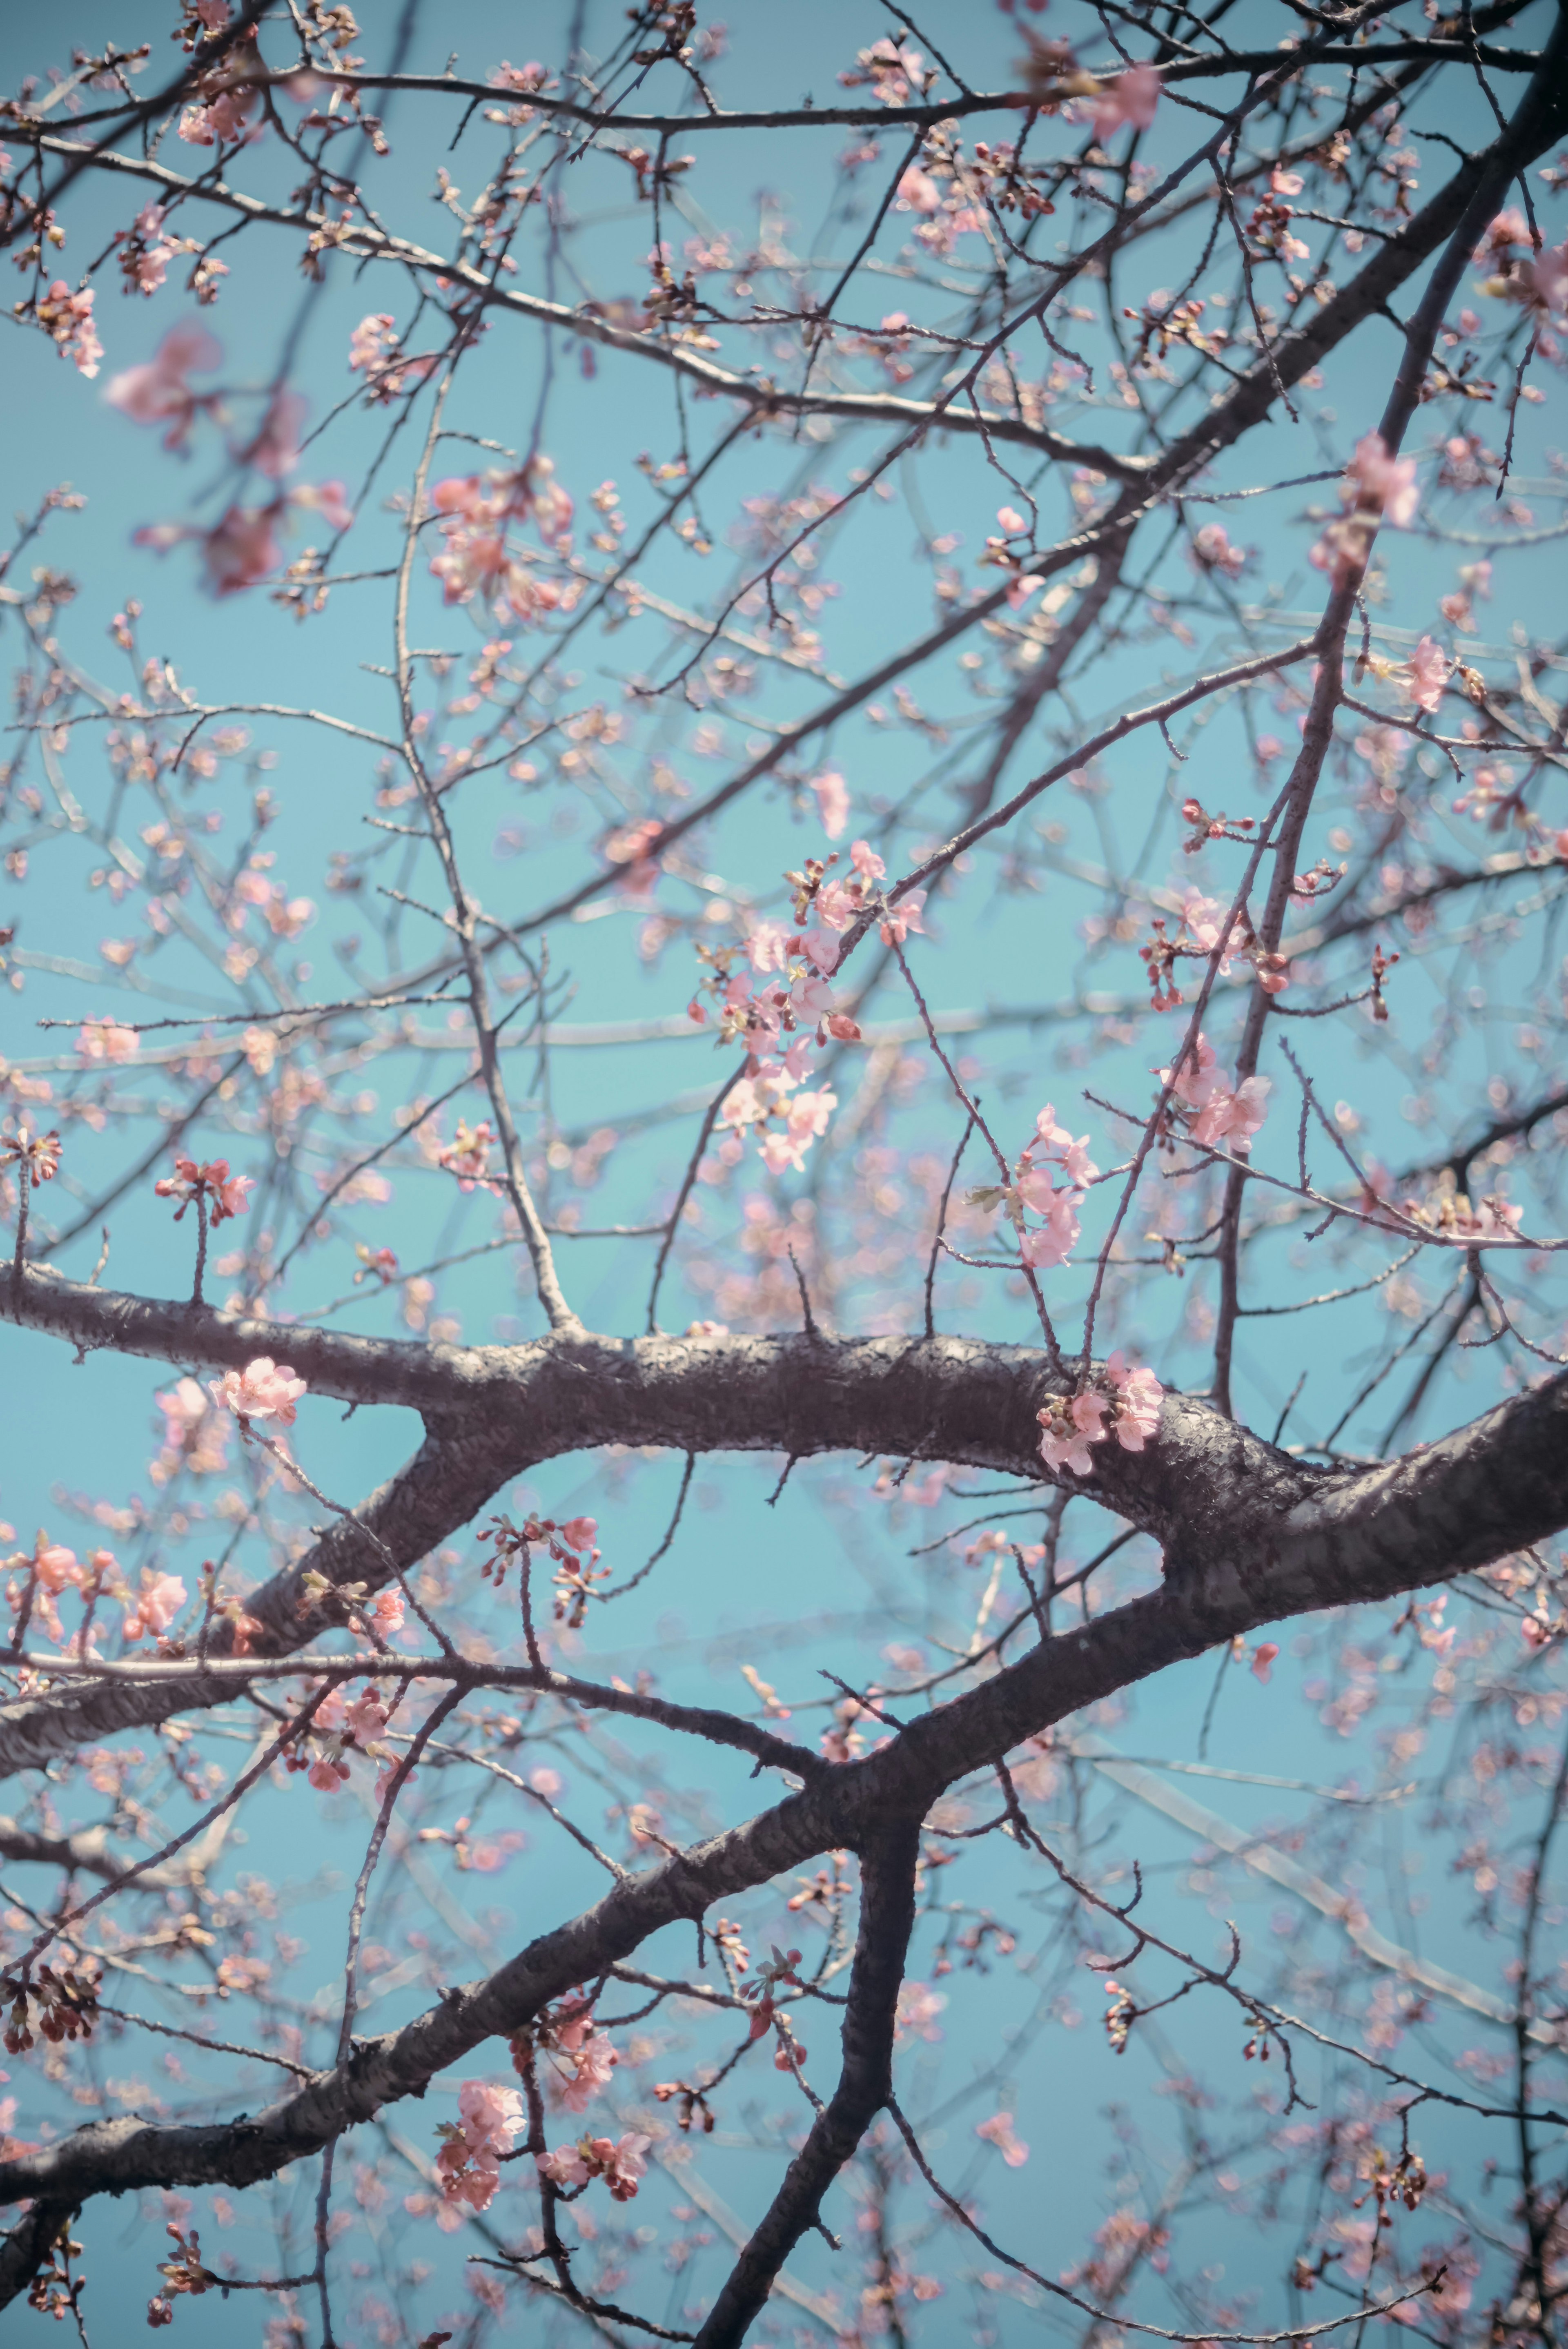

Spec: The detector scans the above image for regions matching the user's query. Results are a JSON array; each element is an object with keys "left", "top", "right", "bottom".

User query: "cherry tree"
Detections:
[{"left": 2, "top": 1, "right": 1568, "bottom": 2341}]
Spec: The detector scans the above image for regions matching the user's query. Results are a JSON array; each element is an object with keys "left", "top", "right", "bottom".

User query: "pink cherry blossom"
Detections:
[
  {"left": 345, "top": 1690, "right": 390, "bottom": 1745},
  {"left": 291, "top": 479, "right": 354, "bottom": 534},
  {"left": 1348, "top": 432, "right": 1420, "bottom": 529},
  {"left": 458, "top": 2078, "right": 525, "bottom": 2156},
  {"left": 1091, "top": 62, "right": 1160, "bottom": 140},
  {"left": 745, "top": 919, "right": 792, "bottom": 973},
  {"left": 896, "top": 166, "right": 942, "bottom": 216},
  {"left": 119, "top": 203, "right": 182, "bottom": 296},
  {"left": 209, "top": 1357, "right": 307, "bottom": 1427},
  {"left": 241, "top": 389, "right": 307, "bottom": 480},
  {"left": 850, "top": 838, "right": 885, "bottom": 880},
  {"left": 28, "top": 1533, "right": 83, "bottom": 1597},
  {"left": 1189, "top": 1074, "right": 1270, "bottom": 1150},
  {"left": 1028, "top": 1104, "right": 1100, "bottom": 1187},
  {"left": 539, "top": 2140, "right": 590, "bottom": 2189},
  {"left": 122, "top": 1569, "right": 188, "bottom": 1643},
  {"left": 554, "top": 2026, "right": 619, "bottom": 2112},
  {"left": 1252, "top": 1641, "right": 1281, "bottom": 1684},
  {"left": 76, "top": 1017, "right": 138, "bottom": 1064},
  {"left": 36, "top": 281, "right": 102, "bottom": 378},
  {"left": 895, "top": 1981, "right": 947, "bottom": 2043},
  {"left": 1160, "top": 1033, "right": 1270, "bottom": 1149},
  {"left": 1036, "top": 1391, "right": 1108, "bottom": 1476},
  {"left": 1189, "top": 522, "right": 1245, "bottom": 578},
  {"left": 1517, "top": 239, "right": 1568, "bottom": 316},
  {"left": 107, "top": 321, "right": 222, "bottom": 450},
  {"left": 603, "top": 2131, "right": 650, "bottom": 2199},
  {"left": 363, "top": 1588, "right": 405, "bottom": 1639},
  {"left": 879, "top": 889, "right": 926, "bottom": 947},
  {"left": 558, "top": 1516, "right": 598, "bottom": 1555},
  {"left": 810, "top": 770, "right": 851, "bottom": 839},
  {"left": 1018, "top": 1182, "right": 1082, "bottom": 1270},
  {"left": 976, "top": 2111, "right": 1030, "bottom": 2167},
  {"left": 1106, "top": 1352, "right": 1164, "bottom": 1451},
  {"left": 1401, "top": 634, "right": 1450, "bottom": 714},
  {"left": 200, "top": 504, "right": 285, "bottom": 596}
]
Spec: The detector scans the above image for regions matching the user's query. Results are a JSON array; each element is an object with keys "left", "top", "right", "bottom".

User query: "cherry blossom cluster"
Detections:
[
  {"left": 1, "top": 1125, "right": 62, "bottom": 1188},
  {"left": 1035, "top": 1351, "right": 1163, "bottom": 1477},
  {"left": 688, "top": 837, "right": 928, "bottom": 1175},
  {"left": 1, "top": 1528, "right": 188, "bottom": 1655},
  {"left": 435, "top": 2078, "right": 526, "bottom": 2214},
  {"left": 435, "top": 1117, "right": 499, "bottom": 1193},
  {"left": 1157, "top": 1032, "right": 1271, "bottom": 1152},
  {"left": 111, "top": 326, "right": 352, "bottom": 596},
  {"left": 537, "top": 2128, "right": 651, "bottom": 2201},
  {"left": 513, "top": 1991, "right": 619, "bottom": 2113},
  {"left": 1140, "top": 885, "right": 1289, "bottom": 1011},
  {"left": 347, "top": 311, "right": 438, "bottom": 405},
  {"left": 1473, "top": 207, "right": 1568, "bottom": 330},
  {"left": 478, "top": 1510, "right": 602, "bottom": 1623},
  {"left": 1, "top": 1960, "right": 100, "bottom": 2056},
  {"left": 285, "top": 1684, "right": 394, "bottom": 1795},
  {"left": 154, "top": 1155, "right": 254, "bottom": 1225},
  {"left": 1310, "top": 431, "right": 1421, "bottom": 585},
  {"left": 1381, "top": 1181, "right": 1523, "bottom": 1245},
  {"left": 29, "top": 280, "right": 102, "bottom": 379},
  {"left": 965, "top": 1102, "right": 1101, "bottom": 1273},
  {"left": 426, "top": 459, "right": 577, "bottom": 625}
]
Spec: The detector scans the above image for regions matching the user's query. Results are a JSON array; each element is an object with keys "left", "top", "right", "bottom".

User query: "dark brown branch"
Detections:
[{"left": 691, "top": 1825, "right": 920, "bottom": 2348}]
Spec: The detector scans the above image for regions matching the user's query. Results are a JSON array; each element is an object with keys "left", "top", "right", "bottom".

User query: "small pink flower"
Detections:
[
  {"left": 107, "top": 321, "right": 221, "bottom": 450},
  {"left": 850, "top": 838, "right": 885, "bottom": 880},
  {"left": 1348, "top": 432, "right": 1420, "bottom": 529},
  {"left": 1189, "top": 522, "right": 1246, "bottom": 578},
  {"left": 558, "top": 1516, "right": 598, "bottom": 1556},
  {"left": 810, "top": 770, "right": 851, "bottom": 840},
  {"left": 745, "top": 918, "right": 792, "bottom": 974},
  {"left": 209, "top": 1357, "right": 307, "bottom": 1427},
  {"left": 1251, "top": 1641, "right": 1280, "bottom": 1684},
  {"left": 458, "top": 2078, "right": 525, "bottom": 2156},
  {"left": 1401, "top": 633, "right": 1450, "bottom": 714},
  {"left": 36, "top": 280, "right": 102, "bottom": 378},
  {"left": 1517, "top": 239, "right": 1568, "bottom": 316},
  {"left": 76, "top": 1017, "right": 139, "bottom": 1064},
  {"left": 201, "top": 504, "right": 284, "bottom": 596},
  {"left": 539, "top": 2141, "right": 590, "bottom": 2190},
  {"left": 1106, "top": 1351, "right": 1163, "bottom": 1451},
  {"left": 291, "top": 478, "right": 354, "bottom": 533},
  {"left": 1036, "top": 1391, "right": 1107, "bottom": 1476},
  {"left": 896, "top": 165, "right": 943, "bottom": 216},
  {"left": 879, "top": 889, "right": 926, "bottom": 947},
  {"left": 345, "top": 1689, "right": 389, "bottom": 1744},
  {"left": 976, "top": 2111, "right": 1030, "bottom": 2167},
  {"left": 365, "top": 1588, "right": 404, "bottom": 1639},
  {"left": 1018, "top": 1179, "right": 1082, "bottom": 1270},
  {"left": 555, "top": 2029, "right": 618, "bottom": 2113},
  {"left": 1028, "top": 1104, "right": 1100, "bottom": 1187},
  {"left": 603, "top": 2131, "right": 650, "bottom": 2200},
  {"left": 1189, "top": 1074, "right": 1270, "bottom": 1150},
  {"left": 1091, "top": 62, "right": 1160, "bottom": 140},
  {"left": 122, "top": 1569, "right": 187, "bottom": 1643}
]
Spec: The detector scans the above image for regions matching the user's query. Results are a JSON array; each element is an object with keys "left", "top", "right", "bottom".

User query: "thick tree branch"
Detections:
[{"left": 692, "top": 1826, "right": 920, "bottom": 2349}]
